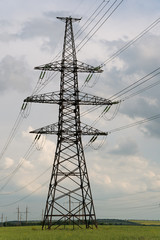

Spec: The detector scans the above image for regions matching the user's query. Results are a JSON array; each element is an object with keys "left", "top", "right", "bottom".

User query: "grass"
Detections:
[
  {"left": 0, "top": 225, "right": 160, "bottom": 240},
  {"left": 131, "top": 220, "right": 160, "bottom": 226}
]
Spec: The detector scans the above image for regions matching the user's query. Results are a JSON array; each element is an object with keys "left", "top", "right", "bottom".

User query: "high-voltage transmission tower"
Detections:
[{"left": 24, "top": 17, "right": 118, "bottom": 229}]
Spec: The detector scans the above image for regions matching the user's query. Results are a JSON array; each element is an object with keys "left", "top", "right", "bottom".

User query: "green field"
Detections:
[
  {"left": 1, "top": 225, "right": 160, "bottom": 240},
  {"left": 131, "top": 220, "right": 160, "bottom": 226}
]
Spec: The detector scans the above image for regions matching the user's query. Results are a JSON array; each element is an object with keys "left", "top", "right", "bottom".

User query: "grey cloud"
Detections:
[
  {"left": 17, "top": 18, "right": 63, "bottom": 52},
  {"left": 17, "top": 18, "right": 59, "bottom": 39},
  {"left": 101, "top": 34, "right": 160, "bottom": 81},
  {"left": 0, "top": 32, "right": 17, "bottom": 42},
  {"left": 0, "top": 12, "right": 68, "bottom": 52},
  {"left": 16, "top": 10, "right": 82, "bottom": 52},
  {"left": 0, "top": 20, "right": 17, "bottom": 42},
  {"left": 43, "top": 11, "right": 70, "bottom": 19},
  {"left": 99, "top": 34, "right": 160, "bottom": 139},
  {"left": 122, "top": 34, "right": 160, "bottom": 74},
  {"left": 0, "top": 19, "right": 11, "bottom": 27},
  {"left": 108, "top": 138, "right": 139, "bottom": 156},
  {"left": 120, "top": 97, "right": 159, "bottom": 119},
  {"left": 141, "top": 118, "right": 160, "bottom": 139},
  {"left": 0, "top": 55, "right": 33, "bottom": 93}
]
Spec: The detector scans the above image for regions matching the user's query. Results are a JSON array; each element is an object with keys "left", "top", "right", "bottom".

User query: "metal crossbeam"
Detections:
[
  {"left": 24, "top": 91, "right": 118, "bottom": 105},
  {"left": 30, "top": 122, "right": 108, "bottom": 136},
  {"left": 34, "top": 60, "right": 103, "bottom": 73}
]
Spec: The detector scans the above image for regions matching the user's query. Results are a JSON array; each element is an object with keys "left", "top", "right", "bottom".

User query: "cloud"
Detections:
[
  {"left": 17, "top": 18, "right": 58, "bottom": 40},
  {"left": 108, "top": 138, "right": 139, "bottom": 156},
  {"left": 1, "top": 157, "right": 14, "bottom": 169},
  {"left": 0, "top": 126, "right": 56, "bottom": 198},
  {"left": 101, "top": 33, "right": 160, "bottom": 84},
  {"left": 11, "top": 14, "right": 65, "bottom": 52},
  {"left": 141, "top": 118, "right": 160, "bottom": 139},
  {"left": 120, "top": 97, "right": 158, "bottom": 119},
  {"left": 9, "top": 128, "right": 56, "bottom": 193},
  {"left": 0, "top": 55, "right": 33, "bottom": 93},
  {"left": 43, "top": 11, "right": 70, "bottom": 20},
  {"left": 96, "top": 33, "right": 160, "bottom": 139},
  {"left": 0, "top": 20, "right": 18, "bottom": 42},
  {"left": 21, "top": 158, "right": 34, "bottom": 170},
  {"left": 0, "top": 12, "right": 68, "bottom": 53},
  {"left": 90, "top": 154, "right": 160, "bottom": 197}
]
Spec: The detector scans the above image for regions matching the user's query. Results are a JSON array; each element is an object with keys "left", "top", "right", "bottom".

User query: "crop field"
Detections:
[{"left": 1, "top": 224, "right": 160, "bottom": 240}]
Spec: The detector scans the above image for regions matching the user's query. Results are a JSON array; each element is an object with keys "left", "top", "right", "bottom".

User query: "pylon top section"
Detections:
[
  {"left": 57, "top": 16, "right": 81, "bottom": 22},
  {"left": 34, "top": 16, "right": 103, "bottom": 74}
]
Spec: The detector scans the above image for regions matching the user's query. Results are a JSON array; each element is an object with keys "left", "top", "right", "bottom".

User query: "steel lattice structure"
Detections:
[{"left": 24, "top": 17, "right": 118, "bottom": 229}]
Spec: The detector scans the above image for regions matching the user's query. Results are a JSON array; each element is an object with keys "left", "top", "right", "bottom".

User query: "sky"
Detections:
[{"left": 0, "top": 0, "right": 160, "bottom": 222}]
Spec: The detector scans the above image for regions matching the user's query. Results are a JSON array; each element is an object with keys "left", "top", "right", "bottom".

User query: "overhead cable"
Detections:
[
  {"left": 108, "top": 113, "right": 160, "bottom": 134},
  {"left": 89, "top": 67, "right": 160, "bottom": 128},
  {"left": 0, "top": 133, "right": 42, "bottom": 190},
  {"left": 100, "top": 17, "right": 160, "bottom": 67},
  {"left": 0, "top": 165, "right": 51, "bottom": 196},
  {"left": 110, "top": 67, "right": 160, "bottom": 101},
  {"left": 77, "top": 0, "right": 124, "bottom": 52},
  {"left": 0, "top": 102, "right": 32, "bottom": 164},
  {"left": 0, "top": 180, "right": 48, "bottom": 208},
  {"left": 75, "top": 0, "right": 110, "bottom": 39}
]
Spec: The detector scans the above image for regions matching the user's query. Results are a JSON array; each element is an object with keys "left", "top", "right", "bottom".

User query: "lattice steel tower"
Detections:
[{"left": 24, "top": 17, "right": 117, "bottom": 229}]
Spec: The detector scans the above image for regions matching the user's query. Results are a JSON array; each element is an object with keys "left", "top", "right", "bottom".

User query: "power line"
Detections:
[
  {"left": 86, "top": 67, "right": 160, "bottom": 129},
  {"left": 0, "top": 112, "right": 22, "bottom": 162},
  {"left": 99, "top": 17, "right": 160, "bottom": 67},
  {"left": 0, "top": 73, "right": 58, "bottom": 165},
  {"left": 75, "top": 0, "right": 110, "bottom": 39},
  {"left": 110, "top": 66, "right": 160, "bottom": 101},
  {"left": 0, "top": 133, "right": 42, "bottom": 190},
  {"left": 0, "top": 103, "right": 32, "bottom": 165},
  {"left": 123, "top": 79, "right": 160, "bottom": 101},
  {"left": 108, "top": 113, "right": 160, "bottom": 134},
  {"left": 0, "top": 165, "right": 51, "bottom": 195},
  {"left": 77, "top": 0, "right": 124, "bottom": 52},
  {"left": 0, "top": 180, "right": 48, "bottom": 208}
]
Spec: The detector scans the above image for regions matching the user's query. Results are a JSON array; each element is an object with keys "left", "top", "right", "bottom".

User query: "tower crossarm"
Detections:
[
  {"left": 30, "top": 122, "right": 108, "bottom": 136},
  {"left": 24, "top": 91, "right": 119, "bottom": 106},
  {"left": 24, "top": 91, "right": 60, "bottom": 104},
  {"left": 34, "top": 60, "right": 103, "bottom": 73},
  {"left": 57, "top": 16, "right": 82, "bottom": 22}
]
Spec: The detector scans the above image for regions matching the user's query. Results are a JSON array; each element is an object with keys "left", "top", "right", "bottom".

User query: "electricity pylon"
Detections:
[{"left": 24, "top": 16, "right": 118, "bottom": 229}]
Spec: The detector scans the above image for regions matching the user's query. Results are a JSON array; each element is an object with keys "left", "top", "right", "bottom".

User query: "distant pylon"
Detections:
[{"left": 24, "top": 16, "right": 118, "bottom": 229}]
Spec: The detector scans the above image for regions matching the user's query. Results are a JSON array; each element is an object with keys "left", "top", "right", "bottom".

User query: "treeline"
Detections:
[
  {"left": 0, "top": 219, "right": 141, "bottom": 227},
  {"left": 0, "top": 221, "right": 42, "bottom": 227},
  {"left": 3, "top": 219, "right": 158, "bottom": 227},
  {"left": 97, "top": 219, "right": 142, "bottom": 226}
]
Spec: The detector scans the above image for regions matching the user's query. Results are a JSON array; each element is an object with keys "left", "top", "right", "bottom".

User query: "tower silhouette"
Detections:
[{"left": 24, "top": 17, "right": 117, "bottom": 229}]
